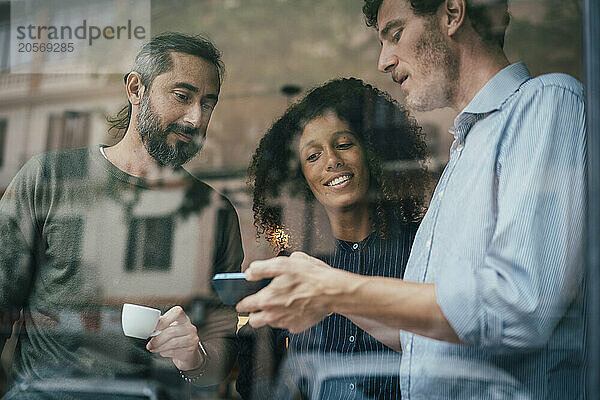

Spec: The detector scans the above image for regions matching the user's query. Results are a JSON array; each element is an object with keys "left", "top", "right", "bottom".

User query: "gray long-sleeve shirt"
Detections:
[{"left": 0, "top": 146, "right": 243, "bottom": 392}]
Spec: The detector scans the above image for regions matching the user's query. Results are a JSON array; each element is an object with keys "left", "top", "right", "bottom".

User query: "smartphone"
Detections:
[{"left": 211, "top": 273, "right": 272, "bottom": 306}]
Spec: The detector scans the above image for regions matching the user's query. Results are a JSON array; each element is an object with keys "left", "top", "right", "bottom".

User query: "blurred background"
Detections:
[
  {"left": 0, "top": 0, "right": 583, "bottom": 269},
  {"left": 0, "top": 0, "right": 584, "bottom": 398}
]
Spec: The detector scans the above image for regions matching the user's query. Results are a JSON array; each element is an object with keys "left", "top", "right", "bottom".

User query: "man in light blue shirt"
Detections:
[{"left": 237, "top": 0, "right": 586, "bottom": 398}]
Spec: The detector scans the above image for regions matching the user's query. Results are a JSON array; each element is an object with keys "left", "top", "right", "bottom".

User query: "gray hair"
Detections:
[
  {"left": 108, "top": 32, "right": 225, "bottom": 135},
  {"left": 128, "top": 31, "right": 225, "bottom": 89}
]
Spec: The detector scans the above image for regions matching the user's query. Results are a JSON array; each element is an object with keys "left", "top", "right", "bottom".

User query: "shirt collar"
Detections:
[
  {"left": 461, "top": 62, "right": 531, "bottom": 115},
  {"left": 337, "top": 230, "right": 378, "bottom": 252},
  {"left": 450, "top": 62, "right": 531, "bottom": 141}
]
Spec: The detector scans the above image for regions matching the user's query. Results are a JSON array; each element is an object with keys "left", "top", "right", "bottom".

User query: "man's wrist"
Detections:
[
  {"left": 179, "top": 341, "right": 208, "bottom": 382},
  {"left": 326, "top": 269, "right": 359, "bottom": 315}
]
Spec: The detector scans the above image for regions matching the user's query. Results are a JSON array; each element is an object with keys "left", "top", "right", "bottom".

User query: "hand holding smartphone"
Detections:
[{"left": 212, "top": 273, "right": 272, "bottom": 306}]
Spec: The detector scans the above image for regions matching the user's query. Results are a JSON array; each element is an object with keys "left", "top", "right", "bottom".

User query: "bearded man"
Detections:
[{"left": 0, "top": 32, "right": 243, "bottom": 398}]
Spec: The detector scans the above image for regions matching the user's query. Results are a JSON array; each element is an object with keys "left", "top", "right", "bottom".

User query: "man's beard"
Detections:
[
  {"left": 136, "top": 95, "right": 203, "bottom": 167},
  {"left": 406, "top": 19, "right": 460, "bottom": 112}
]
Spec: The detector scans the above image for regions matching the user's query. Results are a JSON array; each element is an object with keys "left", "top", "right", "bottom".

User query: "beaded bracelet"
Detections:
[{"left": 179, "top": 340, "right": 208, "bottom": 383}]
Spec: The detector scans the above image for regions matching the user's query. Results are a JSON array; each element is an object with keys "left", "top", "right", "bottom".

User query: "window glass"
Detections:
[
  {"left": 0, "top": 1, "right": 588, "bottom": 399},
  {"left": 0, "top": 119, "right": 6, "bottom": 168}
]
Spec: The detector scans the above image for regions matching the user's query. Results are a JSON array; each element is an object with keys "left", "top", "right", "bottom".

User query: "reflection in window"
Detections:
[
  {"left": 46, "top": 111, "right": 90, "bottom": 151},
  {"left": 0, "top": 2, "right": 8, "bottom": 72},
  {"left": 53, "top": 216, "right": 84, "bottom": 261},
  {"left": 0, "top": 119, "right": 6, "bottom": 168},
  {"left": 125, "top": 216, "right": 174, "bottom": 272}
]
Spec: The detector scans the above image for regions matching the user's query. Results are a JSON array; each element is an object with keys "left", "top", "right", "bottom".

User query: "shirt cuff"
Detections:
[{"left": 435, "top": 266, "right": 481, "bottom": 345}]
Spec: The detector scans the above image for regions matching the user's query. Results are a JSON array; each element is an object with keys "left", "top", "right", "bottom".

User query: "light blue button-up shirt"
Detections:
[{"left": 400, "top": 63, "right": 586, "bottom": 399}]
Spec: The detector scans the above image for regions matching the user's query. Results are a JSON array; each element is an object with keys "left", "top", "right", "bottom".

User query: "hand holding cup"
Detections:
[{"left": 146, "top": 306, "right": 204, "bottom": 371}]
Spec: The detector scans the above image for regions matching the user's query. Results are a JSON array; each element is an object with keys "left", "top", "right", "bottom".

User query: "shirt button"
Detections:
[
  {"left": 349, "top": 335, "right": 355, "bottom": 343},
  {"left": 438, "top": 190, "right": 444, "bottom": 199},
  {"left": 352, "top": 243, "right": 359, "bottom": 250},
  {"left": 425, "top": 240, "right": 431, "bottom": 249},
  {"left": 456, "top": 143, "right": 464, "bottom": 152},
  {"left": 406, "top": 342, "right": 412, "bottom": 352},
  {"left": 349, "top": 383, "right": 355, "bottom": 391}
]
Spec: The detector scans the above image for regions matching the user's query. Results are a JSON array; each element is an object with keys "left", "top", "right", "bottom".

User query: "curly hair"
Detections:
[
  {"left": 362, "top": 0, "right": 510, "bottom": 49},
  {"left": 248, "top": 78, "right": 430, "bottom": 249}
]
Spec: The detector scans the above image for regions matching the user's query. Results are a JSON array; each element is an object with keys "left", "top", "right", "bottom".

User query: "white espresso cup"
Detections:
[{"left": 121, "top": 303, "right": 161, "bottom": 339}]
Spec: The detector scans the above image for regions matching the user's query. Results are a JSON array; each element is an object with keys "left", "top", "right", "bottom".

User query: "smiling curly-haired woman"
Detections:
[
  {"left": 238, "top": 78, "right": 431, "bottom": 400},
  {"left": 248, "top": 77, "right": 430, "bottom": 248}
]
